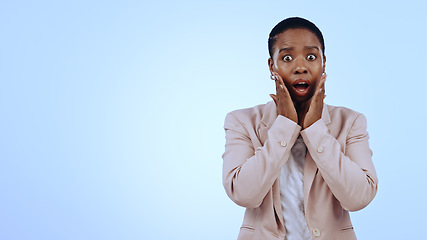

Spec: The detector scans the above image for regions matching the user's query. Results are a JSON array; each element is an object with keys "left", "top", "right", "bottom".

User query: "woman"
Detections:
[{"left": 222, "top": 17, "right": 378, "bottom": 240}]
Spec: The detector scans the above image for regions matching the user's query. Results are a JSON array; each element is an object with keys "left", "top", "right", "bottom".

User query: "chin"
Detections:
[{"left": 292, "top": 95, "right": 313, "bottom": 104}]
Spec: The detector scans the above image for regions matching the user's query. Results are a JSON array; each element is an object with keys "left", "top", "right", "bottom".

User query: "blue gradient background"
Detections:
[{"left": 1, "top": 1, "right": 426, "bottom": 239}]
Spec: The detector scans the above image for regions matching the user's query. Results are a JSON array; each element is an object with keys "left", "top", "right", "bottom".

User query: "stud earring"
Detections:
[{"left": 270, "top": 74, "right": 276, "bottom": 81}]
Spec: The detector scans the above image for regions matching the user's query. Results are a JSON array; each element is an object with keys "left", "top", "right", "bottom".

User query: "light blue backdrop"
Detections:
[{"left": 1, "top": 0, "right": 426, "bottom": 239}]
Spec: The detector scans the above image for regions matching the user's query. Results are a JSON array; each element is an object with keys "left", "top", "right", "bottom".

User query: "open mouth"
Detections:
[{"left": 293, "top": 80, "right": 310, "bottom": 96}]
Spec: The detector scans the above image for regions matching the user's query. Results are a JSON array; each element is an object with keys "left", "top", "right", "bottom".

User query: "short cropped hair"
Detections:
[{"left": 268, "top": 17, "right": 325, "bottom": 58}]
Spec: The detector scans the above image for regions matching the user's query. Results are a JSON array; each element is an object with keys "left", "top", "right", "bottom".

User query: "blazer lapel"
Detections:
[
  {"left": 257, "top": 101, "right": 277, "bottom": 145},
  {"left": 257, "top": 101, "right": 286, "bottom": 227},
  {"left": 303, "top": 104, "right": 331, "bottom": 211}
]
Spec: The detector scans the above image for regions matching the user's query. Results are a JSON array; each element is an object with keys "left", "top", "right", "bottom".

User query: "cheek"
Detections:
[
  {"left": 313, "top": 74, "right": 322, "bottom": 86},
  {"left": 312, "top": 62, "right": 324, "bottom": 73},
  {"left": 311, "top": 64, "right": 324, "bottom": 79},
  {"left": 276, "top": 63, "right": 293, "bottom": 75},
  {"left": 310, "top": 71, "right": 323, "bottom": 89}
]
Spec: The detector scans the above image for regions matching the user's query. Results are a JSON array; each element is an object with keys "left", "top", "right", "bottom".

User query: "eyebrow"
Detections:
[
  {"left": 278, "top": 47, "right": 293, "bottom": 53},
  {"left": 278, "top": 46, "right": 320, "bottom": 53},
  {"left": 305, "top": 46, "right": 320, "bottom": 51}
]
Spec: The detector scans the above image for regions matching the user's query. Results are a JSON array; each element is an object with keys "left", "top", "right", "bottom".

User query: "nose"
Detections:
[{"left": 294, "top": 58, "right": 308, "bottom": 74}]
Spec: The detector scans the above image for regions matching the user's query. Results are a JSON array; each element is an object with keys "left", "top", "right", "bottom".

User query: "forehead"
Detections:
[{"left": 273, "top": 28, "right": 321, "bottom": 51}]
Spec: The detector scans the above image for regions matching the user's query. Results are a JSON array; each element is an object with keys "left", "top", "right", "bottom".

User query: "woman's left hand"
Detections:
[{"left": 303, "top": 74, "right": 326, "bottom": 129}]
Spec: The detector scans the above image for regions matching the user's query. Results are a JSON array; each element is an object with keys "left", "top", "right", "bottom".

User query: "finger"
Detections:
[
  {"left": 321, "top": 73, "right": 327, "bottom": 81},
  {"left": 273, "top": 72, "right": 291, "bottom": 98},
  {"left": 319, "top": 84, "right": 325, "bottom": 95},
  {"left": 313, "top": 75, "right": 326, "bottom": 99},
  {"left": 318, "top": 84, "right": 326, "bottom": 104},
  {"left": 275, "top": 80, "right": 288, "bottom": 103},
  {"left": 273, "top": 72, "right": 286, "bottom": 88},
  {"left": 277, "top": 83, "right": 286, "bottom": 100},
  {"left": 318, "top": 75, "right": 326, "bottom": 91},
  {"left": 275, "top": 77, "right": 281, "bottom": 95},
  {"left": 320, "top": 77, "right": 326, "bottom": 96},
  {"left": 320, "top": 87, "right": 325, "bottom": 99},
  {"left": 273, "top": 72, "right": 285, "bottom": 97},
  {"left": 311, "top": 80, "right": 325, "bottom": 104},
  {"left": 279, "top": 83, "right": 293, "bottom": 106}
]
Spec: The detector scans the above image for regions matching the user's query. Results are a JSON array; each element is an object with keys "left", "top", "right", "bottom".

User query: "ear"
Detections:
[
  {"left": 268, "top": 58, "right": 274, "bottom": 74},
  {"left": 322, "top": 55, "right": 326, "bottom": 73}
]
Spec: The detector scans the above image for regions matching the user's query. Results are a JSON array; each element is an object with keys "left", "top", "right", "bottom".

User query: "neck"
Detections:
[{"left": 295, "top": 102, "right": 310, "bottom": 126}]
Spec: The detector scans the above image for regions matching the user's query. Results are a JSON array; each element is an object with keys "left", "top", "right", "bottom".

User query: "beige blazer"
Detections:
[{"left": 222, "top": 101, "right": 378, "bottom": 240}]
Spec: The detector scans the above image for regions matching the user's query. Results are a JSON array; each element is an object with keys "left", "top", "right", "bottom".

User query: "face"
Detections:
[{"left": 268, "top": 28, "right": 326, "bottom": 104}]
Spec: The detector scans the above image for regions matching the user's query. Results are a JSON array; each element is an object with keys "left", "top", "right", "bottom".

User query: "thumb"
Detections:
[{"left": 270, "top": 94, "right": 277, "bottom": 105}]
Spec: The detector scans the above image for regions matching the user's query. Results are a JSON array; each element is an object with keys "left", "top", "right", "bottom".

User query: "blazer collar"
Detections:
[
  {"left": 260, "top": 101, "right": 278, "bottom": 128},
  {"left": 260, "top": 100, "right": 331, "bottom": 128},
  {"left": 321, "top": 103, "right": 331, "bottom": 126}
]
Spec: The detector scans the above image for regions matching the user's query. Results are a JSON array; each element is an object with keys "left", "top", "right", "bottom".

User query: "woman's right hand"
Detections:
[{"left": 269, "top": 72, "right": 298, "bottom": 124}]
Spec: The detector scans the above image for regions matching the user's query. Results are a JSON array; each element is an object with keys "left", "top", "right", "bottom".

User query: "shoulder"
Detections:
[
  {"left": 224, "top": 101, "right": 275, "bottom": 130},
  {"left": 327, "top": 104, "right": 359, "bottom": 115},
  {"left": 225, "top": 101, "right": 274, "bottom": 122},
  {"left": 227, "top": 102, "right": 269, "bottom": 119},
  {"left": 326, "top": 104, "right": 368, "bottom": 132},
  {"left": 327, "top": 104, "right": 366, "bottom": 121}
]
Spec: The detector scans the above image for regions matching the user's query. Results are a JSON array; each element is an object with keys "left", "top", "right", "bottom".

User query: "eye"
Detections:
[
  {"left": 282, "top": 55, "right": 293, "bottom": 62},
  {"left": 307, "top": 54, "right": 317, "bottom": 61}
]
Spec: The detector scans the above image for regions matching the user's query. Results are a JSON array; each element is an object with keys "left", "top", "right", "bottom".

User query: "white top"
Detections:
[{"left": 279, "top": 135, "right": 312, "bottom": 240}]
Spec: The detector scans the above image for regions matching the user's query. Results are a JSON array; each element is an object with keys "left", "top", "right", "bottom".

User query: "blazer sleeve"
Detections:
[
  {"left": 300, "top": 113, "right": 378, "bottom": 211},
  {"left": 222, "top": 112, "right": 301, "bottom": 208}
]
